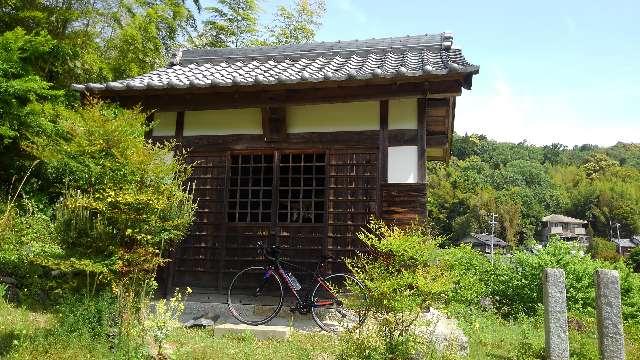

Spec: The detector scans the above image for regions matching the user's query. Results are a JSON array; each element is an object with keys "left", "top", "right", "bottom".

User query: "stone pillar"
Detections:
[
  {"left": 595, "top": 269, "right": 625, "bottom": 360},
  {"left": 543, "top": 268, "right": 570, "bottom": 360}
]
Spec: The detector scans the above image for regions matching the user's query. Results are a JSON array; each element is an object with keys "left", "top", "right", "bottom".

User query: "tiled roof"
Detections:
[
  {"left": 72, "top": 33, "right": 478, "bottom": 93},
  {"left": 542, "top": 214, "right": 587, "bottom": 224},
  {"left": 612, "top": 238, "right": 640, "bottom": 248},
  {"left": 462, "top": 233, "right": 509, "bottom": 247}
]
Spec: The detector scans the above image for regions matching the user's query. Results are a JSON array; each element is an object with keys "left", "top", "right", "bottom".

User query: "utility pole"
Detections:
[
  {"left": 615, "top": 222, "right": 622, "bottom": 255},
  {"left": 490, "top": 213, "right": 498, "bottom": 265}
]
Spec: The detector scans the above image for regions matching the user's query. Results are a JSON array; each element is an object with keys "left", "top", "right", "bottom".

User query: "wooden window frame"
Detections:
[{"left": 226, "top": 150, "right": 326, "bottom": 225}]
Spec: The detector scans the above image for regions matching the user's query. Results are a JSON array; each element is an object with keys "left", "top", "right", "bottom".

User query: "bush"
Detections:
[
  {"left": 340, "top": 220, "right": 454, "bottom": 359},
  {"left": 55, "top": 292, "right": 116, "bottom": 341},
  {"left": 440, "top": 244, "right": 491, "bottom": 306},
  {"left": 27, "top": 102, "right": 196, "bottom": 291},
  {"left": 444, "top": 239, "right": 640, "bottom": 321},
  {"left": 627, "top": 247, "right": 640, "bottom": 272},
  {"left": 589, "top": 237, "right": 620, "bottom": 262},
  {"left": 0, "top": 200, "right": 62, "bottom": 302}
]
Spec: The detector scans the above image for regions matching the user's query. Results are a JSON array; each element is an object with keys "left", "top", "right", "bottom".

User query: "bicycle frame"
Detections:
[{"left": 262, "top": 256, "right": 339, "bottom": 311}]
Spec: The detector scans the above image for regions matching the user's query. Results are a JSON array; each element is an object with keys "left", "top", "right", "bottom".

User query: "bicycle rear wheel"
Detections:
[
  {"left": 227, "top": 266, "right": 284, "bottom": 325},
  {"left": 311, "top": 273, "right": 367, "bottom": 332}
]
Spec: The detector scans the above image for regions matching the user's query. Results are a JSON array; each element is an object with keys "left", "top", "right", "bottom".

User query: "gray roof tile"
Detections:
[{"left": 74, "top": 33, "right": 478, "bottom": 93}]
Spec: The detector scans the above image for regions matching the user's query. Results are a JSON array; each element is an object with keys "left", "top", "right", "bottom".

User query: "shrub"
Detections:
[
  {"left": 340, "top": 220, "right": 453, "bottom": 359},
  {"left": 479, "top": 240, "right": 640, "bottom": 320},
  {"left": 589, "top": 237, "right": 620, "bottom": 262},
  {"left": 144, "top": 288, "right": 191, "bottom": 358},
  {"left": 440, "top": 244, "right": 491, "bottom": 306},
  {"left": 28, "top": 102, "right": 196, "bottom": 291},
  {"left": 627, "top": 247, "right": 640, "bottom": 272},
  {"left": 55, "top": 292, "right": 116, "bottom": 341},
  {"left": 0, "top": 199, "right": 62, "bottom": 302}
]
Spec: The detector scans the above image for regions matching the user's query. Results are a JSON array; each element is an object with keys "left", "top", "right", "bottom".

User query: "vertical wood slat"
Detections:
[
  {"left": 377, "top": 100, "right": 389, "bottom": 218},
  {"left": 218, "top": 152, "right": 229, "bottom": 289},
  {"left": 417, "top": 98, "right": 427, "bottom": 184},
  {"left": 175, "top": 111, "right": 185, "bottom": 139},
  {"left": 165, "top": 110, "right": 185, "bottom": 298}
]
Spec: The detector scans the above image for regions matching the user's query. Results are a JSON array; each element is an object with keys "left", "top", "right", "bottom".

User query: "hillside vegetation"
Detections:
[{"left": 429, "top": 134, "right": 640, "bottom": 246}]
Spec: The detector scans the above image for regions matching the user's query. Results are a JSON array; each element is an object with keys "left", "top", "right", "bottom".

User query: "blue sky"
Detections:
[{"left": 199, "top": 0, "right": 639, "bottom": 146}]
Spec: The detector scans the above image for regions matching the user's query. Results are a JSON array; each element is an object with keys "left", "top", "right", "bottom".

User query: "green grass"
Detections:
[
  {"left": 2, "top": 299, "right": 640, "bottom": 360},
  {"left": 449, "top": 305, "right": 640, "bottom": 360},
  {"left": 168, "top": 328, "right": 336, "bottom": 360},
  {"left": 0, "top": 299, "right": 337, "bottom": 360}
]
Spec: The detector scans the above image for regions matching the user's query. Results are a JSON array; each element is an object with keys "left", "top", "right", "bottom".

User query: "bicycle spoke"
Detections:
[
  {"left": 227, "top": 266, "right": 284, "bottom": 325},
  {"left": 311, "top": 274, "right": 366, "bottom": 332}
]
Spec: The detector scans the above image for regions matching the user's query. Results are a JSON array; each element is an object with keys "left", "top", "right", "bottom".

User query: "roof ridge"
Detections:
[{"left": 178, "top": 33, "right": 453, "bottom": 66}]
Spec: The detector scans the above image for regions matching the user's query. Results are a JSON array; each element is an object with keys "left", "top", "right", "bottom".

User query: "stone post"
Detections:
[
  {"left": 595, "top": 269, "right": 625, "bottom": 360},
  {"left": 543, "top": 268, "right": 570, "bottom": 360}
]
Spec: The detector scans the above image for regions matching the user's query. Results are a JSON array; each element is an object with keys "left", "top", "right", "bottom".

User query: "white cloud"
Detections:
[{"left": 455, "top": 79, "right": 638, "bottom": 146}]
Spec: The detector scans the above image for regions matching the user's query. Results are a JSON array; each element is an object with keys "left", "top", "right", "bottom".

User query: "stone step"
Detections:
[
  {"left": 181, "top": 301, "right": 314, "bottom": 323},
  {"left": 213, "top": 323, "right": 291, "bottom": 339}
]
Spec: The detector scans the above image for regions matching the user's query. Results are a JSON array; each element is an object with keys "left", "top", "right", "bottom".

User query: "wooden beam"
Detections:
[
  {"left": 165, "top": 110, "right": 185, "bottom": 297},
  {"left": 105, "top": 80, "right": 462, "bottom": 112},
  {"left": 88, "top": 73, "right": 469, "bottom": 97},
  {"left": 378, "top": 100, "right": 389, "bottom": 217},
  {"left": 417, "top": 98, "right": 427, "bottom": 183},
  {"left": 261, "top": 107, "right": 287, "bottom": 142},
  {"left": 175, "top": 111, "right": 185, "bottom": 138},
  {"left": 156, "top": 130, "right": 448, "bottom": 153}
]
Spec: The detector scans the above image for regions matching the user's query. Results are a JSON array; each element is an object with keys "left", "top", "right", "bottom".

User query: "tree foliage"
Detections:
[
  {"left": 28, "top": 102, "right": 196, "bottom": 285},
  {"left": 191, "top": 0, "right": 326, "bottom": 48},
  {"left": 192, "top": 0, "right": 261, "bottom": 48},
  {"left": 267, "top": 0, "right": 325, "bottom": 46},
  {"left": 430, "top": 134, "right": 640, "bottom": 245}
]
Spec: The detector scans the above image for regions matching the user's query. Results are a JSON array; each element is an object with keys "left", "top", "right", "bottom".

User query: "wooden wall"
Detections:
[{"left": 151, "top": 94, "right": 456, "bottom": 291}]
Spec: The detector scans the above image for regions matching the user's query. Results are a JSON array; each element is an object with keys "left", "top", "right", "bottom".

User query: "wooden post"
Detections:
[
  {"left": 417, "top": 98, "right": 427, "bottom": 184},
  {"left": 165, "top": 110, "right": 185, "bottom": 298},
  {"left": 595, "top": 269, "right": 625, "bottom": 360},
  {"left": 543, "top": 268, "right": 570, "bottom": 360},
  {"left": 377, "top": 100, "right": 389, "bottom": 218}
]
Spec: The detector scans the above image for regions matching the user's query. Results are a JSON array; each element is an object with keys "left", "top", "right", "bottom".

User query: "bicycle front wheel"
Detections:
[
  {"left": 227, "top": 266, "right": 284, "bottom": 325},
  {"left": 311, "top": 273, "right": 367, "bottom": 332}
]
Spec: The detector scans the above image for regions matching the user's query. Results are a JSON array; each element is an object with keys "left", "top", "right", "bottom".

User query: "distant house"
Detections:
[
  {"left": 612, "top": 236, "right": 640, "bottom": 256},
  {"left": 542, "top": 214, "right": 590, "bottom": 244},
  {"left": 460, "top": 233, "right": 509, "bottom": 254}
]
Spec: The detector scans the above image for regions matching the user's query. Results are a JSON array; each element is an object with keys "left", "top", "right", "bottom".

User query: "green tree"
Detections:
[
  {"left": 542, "top": 142, "right": 567, "bottom": 165},
  {"left": 0, "top": 29, "right": 64, "bottom": 187},
  {"left": 191, "top": 0, "right": 261, "bottom": 48},
  {"left": 267, "top": 0, "right": 325, "bottom": 45},
  {"left": 582, "top": 152, "right": 619, "bottom": 179},
  {"left": 1, "top": 0, "right": 198, "bottom": 86},
  {"left": 28, "top": 102, "right": 196, "bottom": 288}
]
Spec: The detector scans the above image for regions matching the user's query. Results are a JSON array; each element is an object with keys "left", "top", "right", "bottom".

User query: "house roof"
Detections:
[
  {"left": 461, "top": 233, "right": 509, "bottom": 247},
  {"left": 542, "top": 214, "right": 587, "bottom": 224},
  {"left": 71, "top": 33, "right": 479, "bottom": 93},
  {"left": 612, "top": 238, "right": 640, "bottom": 248}
]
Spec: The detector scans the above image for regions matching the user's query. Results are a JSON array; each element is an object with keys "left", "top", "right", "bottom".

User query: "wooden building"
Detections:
[
  {"left": 73, "top": 33, "right": 479, "bottom": 290},
  {"left": 459, "top": 233, "right": 509, "bottom": 255}
]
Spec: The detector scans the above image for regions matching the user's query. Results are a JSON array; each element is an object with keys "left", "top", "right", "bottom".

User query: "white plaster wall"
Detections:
[
  {"left": 152, "top": 112, "right": 177, "bottom": 136},
  {"left": 287, "top": 101, "right": 379, "bottom": 133},
  {"left": 388, "top": 146, "right": 418, "bottom": 183},
  {"left": 388, "top": 98, "right": 417, "bottom": 129},
  {"left": 183, "top": 108, "right": 262, "bottom": 136}
]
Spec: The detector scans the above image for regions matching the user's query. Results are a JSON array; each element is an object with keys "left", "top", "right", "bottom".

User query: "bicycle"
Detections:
[{"left": 227, "top": 241, "right": 367, "bottom": 332}]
